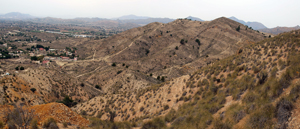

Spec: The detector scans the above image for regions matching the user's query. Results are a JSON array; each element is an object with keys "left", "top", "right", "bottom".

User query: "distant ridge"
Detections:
[
  {"left": 186, "top": 16, "right": 204, "bottom": 21},
  {"left": 113, "top": 14, "right": 151, "bottom": 20},
  {"left": 229, "top": 16, "right": 267, "bottom": 30},
  {"left": 259, "top": 25, "right": 300, "bottom": 35},
  {"left": 0, "top": 12, "right": 36, "bottom": 20}
]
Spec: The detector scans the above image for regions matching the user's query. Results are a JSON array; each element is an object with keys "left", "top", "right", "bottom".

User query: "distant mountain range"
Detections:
[
  {"left": 0, "top": 12, "right": 36, "bottom": 20},
  {"left": 1, "top": 12, "right": 299, "bottom": 35},
  {"left": 115, "top": 15, "right": 203, "bottom": 25},
  {"left": 259, "top": 25, "right": 300, "bottom": 35},
  {"left": 186, "top": 16, "right": 204, "bottom": 21},
  {"left": 113, "top": 14, "right": 151, "bottom": 20},
  {"left": 228, "top": 16, "right": 267, "bottom": 30}
]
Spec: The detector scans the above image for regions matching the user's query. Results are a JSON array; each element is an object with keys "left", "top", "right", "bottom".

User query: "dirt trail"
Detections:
[{"left": 74, "top": 25, "right": 163, "bottom": 78}]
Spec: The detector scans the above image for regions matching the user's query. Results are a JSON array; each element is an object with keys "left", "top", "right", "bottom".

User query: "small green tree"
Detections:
[
  {"left": 95, "top": 85, "right": 101, "bottom": 90},
  {"left": 109, "top": 111, "right": 116, "bottom": 122},
  {"left": 157, "top": 76, "right": 160, "bottom": 80},
  {"left": 61, "top": 96, "right": 74, "bottom": 107},
  {"left": 30, "top": 56, "right": 38, "bottom": 61},
  {"left": 112, "top": 63, "right": 116, "bottom": 67},
  {"left": 236, "top": 25, "right": 240, "bottom": 32},
  {"left": 180, "top": 39, "right": 185, "bottom": 44},
  {"left": 15, "top": 66, "right": 19, "bottom": 70},
  {"left": 175, "top": 46, "right": 178, "bottom": 50},
  {"left": 161, "top": 76, "right": 165, "bottom": 82},
  {"left": 195, "top": 39, "right": 201, "bottom": 45},
  {"left": 30, "top": 88, "right": 36, "bottom": 93},
  {"left": 20, "top": 66, "right": 24, "bottom": 70}
]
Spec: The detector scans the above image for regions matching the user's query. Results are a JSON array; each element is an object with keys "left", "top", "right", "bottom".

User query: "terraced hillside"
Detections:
[
  {"left": 73, "top": 30, "right": 300, "bottom": 129},
  {"left": 62, "top": 17, "right": 267, "bottom": 95}
]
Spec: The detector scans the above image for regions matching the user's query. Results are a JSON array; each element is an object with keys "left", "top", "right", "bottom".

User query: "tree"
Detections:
[
  {"left": 95, "top": 85, "right": 101, "bottom": 90},
  {"left": 80, "top": 83, "right": 85, "bottom": 87},
  {"left": 20, "top": 66, "right": 25, "bottom": 70},
  {"left": 145, "top": 49, "right": 150, "bottom": 55},
  {"left": 112, "top": 63, "right": 116, "bottom": 67},
  {"left": 195, "top": 39, "right": 201, "bottom": 45},
  {"left": 109, "top": 111, "right": 116, "bottom": 122},
  {"left": 30, "top": 88, "right": 36, "bottom": 93},
  {"left": 31, "top": 56, "right": 38, "bottom": 61},
  {"left": 2, "top": 104, "right": 38, "bottom": 129},
  {"left": 175, "top": 46, "right": 178, "bottom": 50},
  {"left": 157, "top": 76, "right": 160, "bottom": 80},
  {"left": 15, "top": 66, "right": 19, "bottom": 70},
  {"left": 236, "top": 25, "right": 240, "bottom": 32},
  {"left": 36, "top": 44, "right": 44, "bottom": 48},
  {"left": 180, "top": 39, "right": 185, "bottom": 44},
  {"left": 44, "top": 46, "right": 50, "bottom": 51},
  {"left": 161, "top": 76, "right": 165, "bottom": 82},
  {"left": 61, "top": 96, "right": 74, "bottom": 107}
]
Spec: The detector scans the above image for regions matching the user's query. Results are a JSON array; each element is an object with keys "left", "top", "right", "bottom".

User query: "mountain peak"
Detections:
[
  {"left": 185, "top": 16, "right": 204, "bottom": 21},
  {"left": 0, "top": 12, "right": 36, "bottom": 20},
  {"left": 115, "top": 15, "right": 151, "bottom": 20},
  {"left": 228, "top": 16, "right": 266, "bottom": 30}
]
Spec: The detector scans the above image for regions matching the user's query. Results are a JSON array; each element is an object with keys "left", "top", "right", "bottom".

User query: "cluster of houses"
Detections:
[
  {"left": 44, "top": 56, "right": 77, "bottom": 61},
  {"left": 45, "top": 31, "right": 93, "bottom": 38},
  {"left": 31, "top": 56, "right": 77, "bottom": 65},
  {"left": 0, "top": 50, "right": 24, "bottom": 58},
  {"left": 6, "top": 30, "right": 20, "bottom": 35}
]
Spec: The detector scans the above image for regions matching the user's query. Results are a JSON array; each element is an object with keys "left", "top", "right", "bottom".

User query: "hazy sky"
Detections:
[{"left": 1, "top": 0, "right": 299, "bottom": 28}]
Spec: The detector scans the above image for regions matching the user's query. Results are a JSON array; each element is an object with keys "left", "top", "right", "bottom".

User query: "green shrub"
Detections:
[
  {"left": 42, "top": 118, "right": 57, "bottom": 128},
  {"left": 225, "top": 104, "right": 245, "bottom": 124},
  {"left": 246, "top": 104, "right": 275, "bottom": 129},
  {"left": 163, "top": 105, "right": 169, "bottom": 110},
  {"left": 31, "top": 119, "right": 38, "bottom": 129},
  {"left": 63, "top": 122, "right": 68, "bottom": 128},
  {"left": 180, "top": 39, "right": 185, "bottom": 44},
  {"left": 252, "top": 66, "right": 260, "bottom": 73},
  {"left": 195, "top": 39, "right": 201, "bottom": 45},
  {"left": 95, "top": 85, "right": 101, "bottom": 90},
  {"left": 0, "top": 120, "right": 4, "bottom": 129},
  {"left": 165, "top": 108, "right": 177, "bottom": 122},
  {"left": 161, "top": 76, "right": 165, "bottom": 82},
  {"left": 213, "top": 118, "right": 231, "bottom": 129},
  {"left": 276, "top": 98, "right": 293, "bottom": 129},
  {"left": 236, "top": 25, "right": 240, "bottom": 32},
  {"left": 60, "top": 96, "right": 76, "bottom": 107},
  {"left": 30, "top": 88, "right": 36, "bottom": 93},
  {"left": 141, "top": 117, "right": 166, "bottom": 129}
]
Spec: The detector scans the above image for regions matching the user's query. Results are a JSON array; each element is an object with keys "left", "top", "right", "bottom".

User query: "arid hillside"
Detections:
[
  {"left": 0, "top": 103, "right": 89, "bottom": 128},
  {"left": 73, "top": 29, "right": 300, "bottom": 129},
  {"left": 0, "top": 66, "right": 101, "bottom": 106},
  {"left": 61, "top": 17, "right": 267, "bottom": 95}
]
